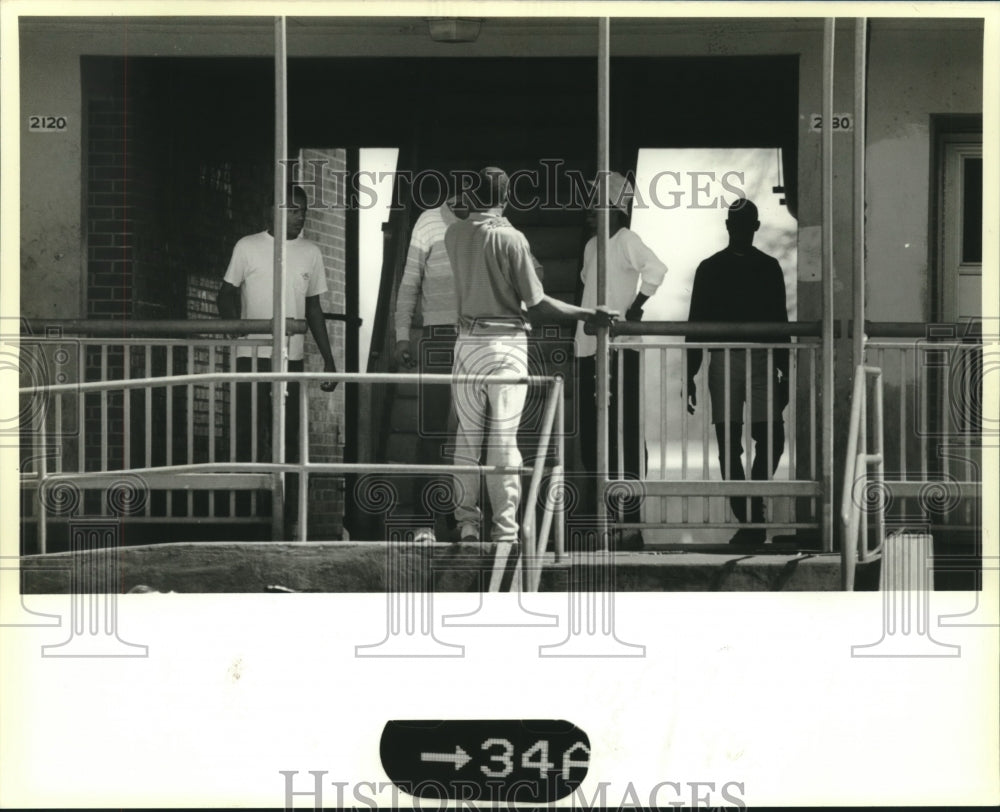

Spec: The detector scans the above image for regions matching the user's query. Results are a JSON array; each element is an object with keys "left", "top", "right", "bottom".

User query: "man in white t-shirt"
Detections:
[
  {"left": 217, "top": 184, "right": 337, "bottom": 536},
  {"left": 575, "top": 171, "right": 668, "bottom": 540}
]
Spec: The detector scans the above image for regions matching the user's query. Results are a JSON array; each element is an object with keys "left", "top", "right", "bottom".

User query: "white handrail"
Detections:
[
  {"left": 20, "top": 371, "right": 557, "bottom": 396},
  {"left": 840, "top": 364, "right": 886, "bottom": 590},
  {"left": 26, "top": 367, "right": 567, "bottom": 591}
]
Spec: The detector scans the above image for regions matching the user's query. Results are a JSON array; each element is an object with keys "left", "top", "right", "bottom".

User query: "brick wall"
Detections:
[
  {"left": 81, "top": 59, "right": 349, "bottom": 536},
  {"left": 86, "top": 94, "right": 133, "bottom": 321},
  {"left": 84, "top": 86, "right": 130, "bottom": 480},
  {"left": 299, "top": 148, "right": 348, "bottom": 539},
  {"left": 85, "top": 62, "right": 175, "bottom": 479},
  {"left": 83, "top": 58, "right": 273, "bottom": 521}
]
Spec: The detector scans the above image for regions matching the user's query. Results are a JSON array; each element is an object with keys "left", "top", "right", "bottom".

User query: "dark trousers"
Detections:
[
  {"left": 714, "top": 421, "right": 785, "bottom": 523},
  {"left": 577, "top": 351, "right": 644, "bottom": 523},
  {"left": 405, "top": 325, "right": 457, "bottom": 527},
  {"left": 235, "top": 357, "right": 302, "bottom": 525}
]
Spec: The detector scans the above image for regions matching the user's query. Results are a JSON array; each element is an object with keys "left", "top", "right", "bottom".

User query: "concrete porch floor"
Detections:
[{"left": 20, "top": 539, "right": 867, "bottom": 593}]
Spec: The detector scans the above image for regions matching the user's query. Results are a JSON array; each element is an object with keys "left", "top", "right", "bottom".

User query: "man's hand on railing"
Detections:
[
  {"left": 584, "top": 306, "right": 620, "bottom": 331},
  {"left": 624, "top": 303, "right": 644, "bottom": 322},
  {"left": 394, "top": 340, "right": 417, "bottom": 370},
  {"left": 320, "top": 359, "right": 338, "bottom": 393},
  {"left": 686, "top": 378, "right": 697, "bottom": 415}
]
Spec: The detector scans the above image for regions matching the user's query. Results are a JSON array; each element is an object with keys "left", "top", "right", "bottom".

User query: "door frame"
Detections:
[{"left": 930, "top": 114, "right": 983, "bottom": 323}]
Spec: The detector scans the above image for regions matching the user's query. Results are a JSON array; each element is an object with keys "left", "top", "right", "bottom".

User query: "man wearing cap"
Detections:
[
  {"left": 575, "top": 171, "right": 668, "bottom": 535},
  {"left": 685, "top": 198, "right": 789, "bottom": 546},
  {"left": 393, "top": 189, "right": 468, "bottom": 540},
  {"left": 445, "top": 167, "right": 618, "bottom": 544}
]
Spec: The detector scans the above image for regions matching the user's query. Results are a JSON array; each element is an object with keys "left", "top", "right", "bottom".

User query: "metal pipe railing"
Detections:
[
  {"left": 25, "top": 370, "right": 557, "bottom": 396},
  {"left": 555, "top": 386, "right": 566, "bottom": 563},
  {"left": 853, "top": 18, "right": 869, "bottom": 375},
  {"left": 271, "top": 15, "right": 289, "bottom": 541},
  {"left": 603, "top": 339, "right": 820, "bottom": 534},
  {"left": 25, "top": 368, "right": 566, "bottom": 590},
  {"left": 595, "top": 16, "right": 611, "bottom": 552},
  {"left": 865, "top": 338, "right": 982, "bottom": 524},
  {"left": 519, "top": 375, "right": 562, "bottom": 592},
  {"left": 862, "top": 321, "right": 983, "bottom": 338},
  {"left": 40, "top": 461, "right": 538, "bottom": 477},
  {"left": 21, "top": 319, "right": 307, "bottom": 337},
  {"left": 606, "top": 321, "right": 822, "bottom": 338},
  {"left": 840, "top": 365, "right": 886, "bottom": 590},
  {"left": 822, "top": 17, "right": 836, "bottom": 553},
  {"left": 872, "top": 368, "right": 886, "bottom": 560},
  {"left": 299, "top": 376, "right": 309, "bottom": 542},
  {"left": 841, "top": 369, "right": 868, "bottom": 590},
  {"left": 534, "top": 392, "right": 566, "bottom": 589}
]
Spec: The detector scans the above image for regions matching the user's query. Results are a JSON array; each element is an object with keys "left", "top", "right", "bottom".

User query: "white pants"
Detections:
[{"left": 451, "top": 333, "right": 529, "bottom": 542}]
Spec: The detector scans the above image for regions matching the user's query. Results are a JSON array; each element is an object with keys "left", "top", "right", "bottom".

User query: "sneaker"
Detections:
[
  {"left": 729, "top": 527, "right": 766, "bottom": 546},
  {"left": 459, "top": 524, "right": 480, "bottom": 543},
  {"left": 614, "top": 529, "right": 645, "bottom": 552},
  {"left": 412, "top": 527, "right": 436, "bottom": 544}
]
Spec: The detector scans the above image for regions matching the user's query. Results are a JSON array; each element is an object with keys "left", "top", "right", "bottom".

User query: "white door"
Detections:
[
  {"left": 937, "top": 136, "right": 982, "bottom": 489},
  {"left": 940, "top": 138, "right": 982, "bottom": 322}
]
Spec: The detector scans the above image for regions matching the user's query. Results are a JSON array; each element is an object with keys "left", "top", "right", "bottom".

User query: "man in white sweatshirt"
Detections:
[{"left": 575, "top": 171, "right": 668, "bottom": 536}]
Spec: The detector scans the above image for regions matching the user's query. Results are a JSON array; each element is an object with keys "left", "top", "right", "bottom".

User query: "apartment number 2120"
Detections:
[{"left": 28, "top": 116, "right": 68, "bottom": 131}]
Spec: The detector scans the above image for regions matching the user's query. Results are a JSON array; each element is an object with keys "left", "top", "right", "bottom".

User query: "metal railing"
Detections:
[
  {"left": 840, "top": 365, "right": 886, "bottom": 591},
  {"left": 19, "top": 320, "right": 306, "bottom": 534},
  {"left": 840, "top": 323, "right": 983, "bottom": 590},
  {"left": 22, "top": 363, "right": 566, "bottom": 591},
  {"left": 864, "top": 325, "right": 983, "bottom": 527},
  {"left": 601, "top": 321, "right": 825, "bottom": 547}
]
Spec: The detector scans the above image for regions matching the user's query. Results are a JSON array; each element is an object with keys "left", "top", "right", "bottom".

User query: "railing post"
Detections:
[
  {"left": 355, "top": 483, "right": 465, "bottom": 657},
  {"left": 595, "top": 16, "right": 611, "bottom": 552},
  {"left": 298, "top": 380, "right": 309, "bottom": 542},
  {"left": 554, "top": 381, "right": 566, "bottom": 563},
  {"left": 821, "top": 17, "right": 836, "bottom": 552},
  {"left": 840, "top": 367, "right": 866, "bottom": 590},
  {"left": 38, "top": 409, "right": 48, "bottom": 554},
  {"left": 859, "top": 371, "right": 868, "bottom": 562},
  {"left": 852, "top": 19, "right": 869, "bottom": 567},
  {"left": 852, "top": 529, "right": 961, "bottom": 657},
  {"left": 519, "top": 376, "right": 560, "bottom": 592},
  {"left": 41, "top": 521, "right": 148, "bottom": 658},
  {"left": 853, "top": 18, "right": 868, "bottom": 374},
  {"left": 271, "top": 15, "right": 289, "bottom": 541},
  {"left": 872, "top": 368, "right": 886, "bottom": 556}
]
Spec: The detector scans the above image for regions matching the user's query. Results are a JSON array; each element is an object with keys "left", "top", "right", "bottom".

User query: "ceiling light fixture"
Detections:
[{"left": 426, "top": 17, "right": 482, "bottom": 43}]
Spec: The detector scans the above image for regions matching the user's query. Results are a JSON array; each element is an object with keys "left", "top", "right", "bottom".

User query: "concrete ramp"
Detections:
[{"left": 20, "top": 541, "right": 856, "bottom": 593}]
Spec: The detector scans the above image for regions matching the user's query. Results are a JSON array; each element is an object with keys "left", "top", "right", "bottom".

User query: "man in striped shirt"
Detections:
[{"left": 393, "top": 191, "right": 467, "bottom": 539}]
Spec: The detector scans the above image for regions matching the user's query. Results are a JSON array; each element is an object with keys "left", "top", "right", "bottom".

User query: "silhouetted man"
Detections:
[{"left": 686, "top": 199, "right": 789, "bottom": 545}]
